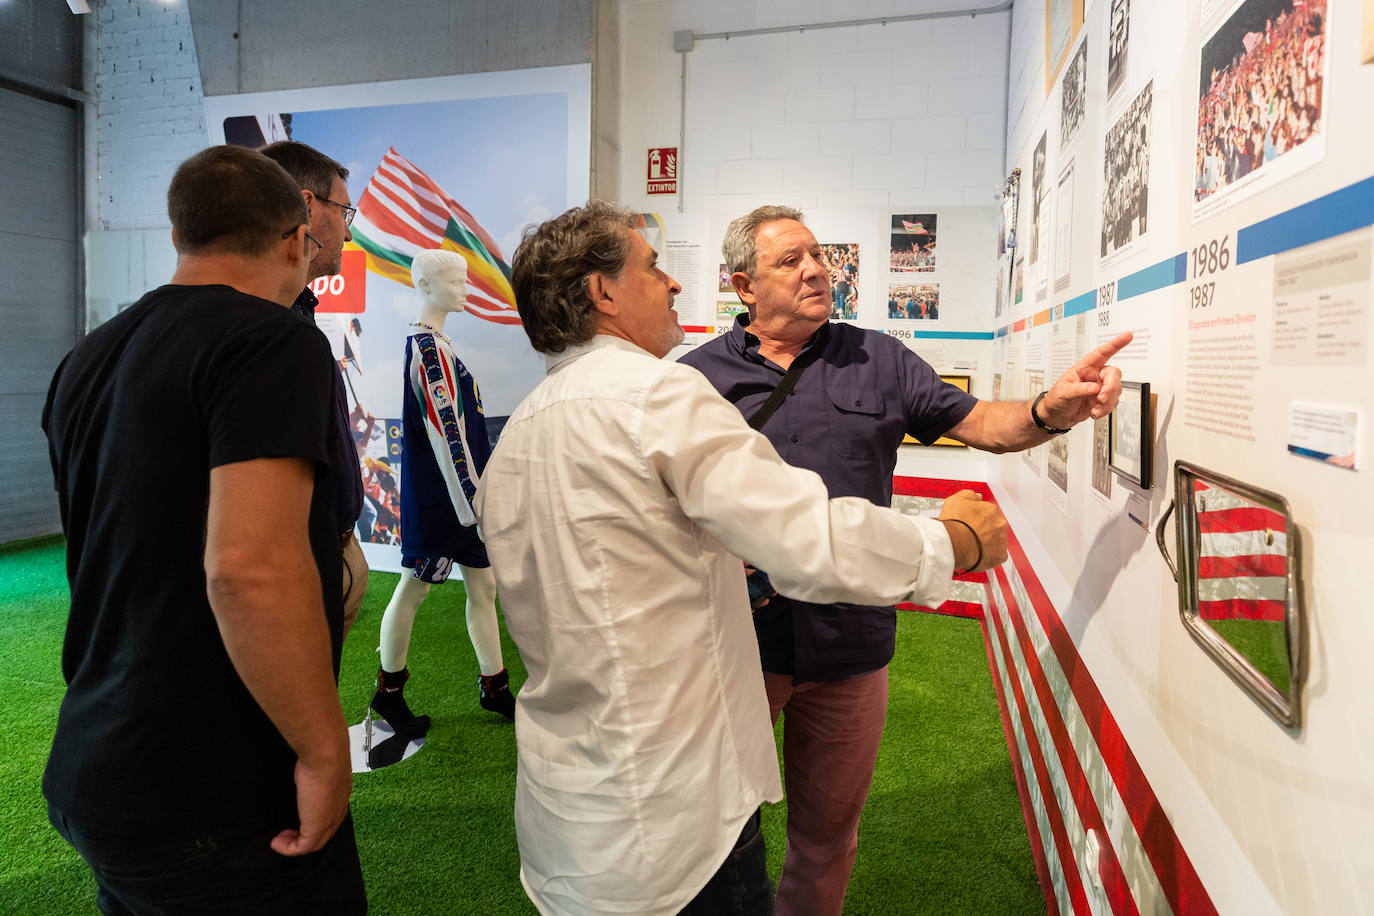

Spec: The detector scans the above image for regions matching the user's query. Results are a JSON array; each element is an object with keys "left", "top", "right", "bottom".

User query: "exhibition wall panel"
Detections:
[{"left": 997, "top": 0, "right": 1374, "bottom": 911}]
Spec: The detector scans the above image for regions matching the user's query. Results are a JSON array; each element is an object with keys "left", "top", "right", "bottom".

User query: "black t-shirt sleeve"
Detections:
[
  {"left": 895, "top": 339, "right": 978, "bottom": 445},
  {"left": 202, "top": 315, "right": 335, "bottom": 471}
]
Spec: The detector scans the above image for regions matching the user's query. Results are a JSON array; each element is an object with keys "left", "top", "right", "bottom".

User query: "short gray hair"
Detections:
[{"left": 721, "top": 205, "right": 805, "bottom": 277}]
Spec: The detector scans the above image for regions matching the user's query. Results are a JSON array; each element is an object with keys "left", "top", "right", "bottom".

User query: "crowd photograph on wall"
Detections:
[
  {"left": 888, "top": 213, "right": 937, "bottom": 271},
  {"left": 887, "top": 283, "right": 941, "bottom": 320},
  {"left": 822, "top": 242, "right": 860, "bottom": 320},
  {"left": 1193, "top": 0, "right": 1327, "bottom": 202}
]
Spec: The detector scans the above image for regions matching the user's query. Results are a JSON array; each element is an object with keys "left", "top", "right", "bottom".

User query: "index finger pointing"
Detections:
[{"left": 1074, "top": 331, "right": 1134, "bottom": 371}]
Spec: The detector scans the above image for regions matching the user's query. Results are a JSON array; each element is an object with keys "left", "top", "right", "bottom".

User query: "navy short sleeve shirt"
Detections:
[{"left": 679, "top": 316, "right": 977, "bottom": 680}]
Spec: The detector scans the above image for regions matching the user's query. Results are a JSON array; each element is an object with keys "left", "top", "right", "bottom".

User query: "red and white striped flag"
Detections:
[{"left": 346, "top": 147, "right": 520, "bottom": 325}]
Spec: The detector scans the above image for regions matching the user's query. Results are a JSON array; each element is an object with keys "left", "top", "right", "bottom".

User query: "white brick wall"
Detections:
[
  {"left": 619, "top": 2, "right": 1010, "bottom": 214},
  {"left": 94, "top": 0, "right": 207, "bottom": 231}
]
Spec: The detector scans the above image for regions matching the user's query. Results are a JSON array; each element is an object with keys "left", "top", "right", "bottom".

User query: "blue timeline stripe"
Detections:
[
  {"left": 910, "top": 330, "right": 996, "bottom": 340},
  {"left": 1117, "top": 252, "right": 1189, "bottom": 301},
  {"left": 1063, "top": 289, "right": 1097, "bottom": 317},
  {"left": 1236, "top": 175, "right": 1374, "bottom": 264}
]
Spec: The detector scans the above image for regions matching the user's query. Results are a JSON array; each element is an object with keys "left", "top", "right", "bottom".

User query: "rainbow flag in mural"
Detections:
[{"left": 347, "top": 147, "right": 520, "bottom": 325}]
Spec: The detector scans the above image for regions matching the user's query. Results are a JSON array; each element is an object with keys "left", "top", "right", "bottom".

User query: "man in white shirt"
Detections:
[{"left": 475, "top": 201, "right": 1007, "bottom": 916}]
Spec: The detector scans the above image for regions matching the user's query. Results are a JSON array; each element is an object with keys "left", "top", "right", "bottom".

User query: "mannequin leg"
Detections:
[
  {"left": 379, "top": 574, "right": 430, "bottom": 671},
  {"left": 459, "top": 564, "right": 502, "bottom": 676},
  {"left": 461, "top": 564, "right": 514, "bottom": 720},
  {"left": 371, "top": 574, "right": 432, "bottom": 736}
]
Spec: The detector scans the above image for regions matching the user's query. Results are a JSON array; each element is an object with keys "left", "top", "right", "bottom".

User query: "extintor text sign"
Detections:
[{"left": 647, "top": 147, "right": 677, "bottom": 195}]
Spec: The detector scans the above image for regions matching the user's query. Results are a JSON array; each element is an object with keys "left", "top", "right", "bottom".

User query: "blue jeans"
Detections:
[
  {"left": 48, "top": 802, "right": 367, "bottom": 915},
  {"left": 678, "top": 808, "right": 773, "bottom": 915}
]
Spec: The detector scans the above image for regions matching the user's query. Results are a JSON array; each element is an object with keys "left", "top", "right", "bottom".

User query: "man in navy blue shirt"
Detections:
[
  {"left": 681, "top": 205, "right": 1132, "bottom": 916},
  {"left": 261, "top": 142, "right": 369, "bottom": 641}
]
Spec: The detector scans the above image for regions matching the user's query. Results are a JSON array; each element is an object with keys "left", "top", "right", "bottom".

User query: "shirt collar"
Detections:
[
  {"left": 732, "top": 314, "right": 831, "bottom": 364},
  {"left": 291, "top": 286, "right": 319, "bottom": 319},
  {"left": 544, "top": 333, "right": 656, "bottom": 374}
]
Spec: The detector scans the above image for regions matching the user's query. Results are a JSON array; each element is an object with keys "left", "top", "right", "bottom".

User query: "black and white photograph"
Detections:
[
  {"left": 1061, "top": 38, "right": 1088, "bottom": 149},
  {"left": 1108, "top": 381, "right": 1152, "bottom": 487},
  {"left": 1048, "top": 435, "right": 1070, "bottom": 493},
  {"left": 1092, "top": 416, "right": 1113, "bottom": 499},
  {"left": 889, "top": 214, "right": 938, "bottom": 272},
  {"left": 1101, "top": 79, "right": 1152, "bottom": 260},
  {"left": 1054, "top": 163, "right": 1075, "bottom": 292},
  {"left": 1022, "top": 370, "right": 1045, "bottom": 475},
  {"left": 1193, "top": 0, "right": 1327, "bottom": 218},
  {"left": 1030, "top": 133, "right": 1048, "bottom": 264},
  {"left": 823, "top": 243, "right": 860, "bottom": 320},
  {"left": 998, "top": 170, "right": 1020, "bottom": 318},
  {"left": 887, "top": 283, "right": 941, "bottom": 320},
  {"left": 1108, "top": 0, "right": 1130, "bottom": 101}
]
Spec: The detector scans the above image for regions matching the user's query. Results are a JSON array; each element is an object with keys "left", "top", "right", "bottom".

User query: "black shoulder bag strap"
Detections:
[{"left": 747, "top": 345, "right": 822, "bottom": 430}]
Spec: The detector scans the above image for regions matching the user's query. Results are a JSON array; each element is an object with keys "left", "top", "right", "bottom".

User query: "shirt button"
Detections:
[
  {"left": 789, "top": 434, "right": 799, "bottom": 443},
  {"left": 854, "top": 399, "right": 863, "bottom": 406}
]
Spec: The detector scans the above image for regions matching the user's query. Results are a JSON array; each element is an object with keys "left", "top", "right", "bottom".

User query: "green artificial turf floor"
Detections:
[{"left": 0, "top": 536, "right": 1042, "bottom": 914}]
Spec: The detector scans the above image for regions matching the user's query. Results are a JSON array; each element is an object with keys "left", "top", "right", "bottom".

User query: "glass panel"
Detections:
[{"left": 1189, "top": 477, "right": 1293, "bottom": 698}]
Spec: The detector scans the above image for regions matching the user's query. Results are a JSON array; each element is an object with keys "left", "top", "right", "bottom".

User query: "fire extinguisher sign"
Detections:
[{"left": 647, "top": 147, "right": 678, "bottom": 195}]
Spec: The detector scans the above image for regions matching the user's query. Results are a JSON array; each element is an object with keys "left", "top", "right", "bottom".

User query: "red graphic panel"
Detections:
[{"left": 312, "top": 249, "right": 367, "bottom": 313}]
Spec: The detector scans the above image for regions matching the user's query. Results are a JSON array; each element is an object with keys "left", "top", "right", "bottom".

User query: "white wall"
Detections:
[{"left": 618, "top": 0, "right": 1010, "bottom": 215}]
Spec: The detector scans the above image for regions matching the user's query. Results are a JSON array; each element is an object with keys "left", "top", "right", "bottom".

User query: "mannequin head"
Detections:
[{"left": 411, "top": 249, "right": 469, "bottom": 315}]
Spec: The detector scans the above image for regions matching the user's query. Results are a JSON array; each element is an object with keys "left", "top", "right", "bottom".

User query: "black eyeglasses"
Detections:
[
  {"left": 318, "top": 196, "right": 356, "bottom": 226},
  {"left": 281, "top": 226, "right": 324, "bottom": 254}
]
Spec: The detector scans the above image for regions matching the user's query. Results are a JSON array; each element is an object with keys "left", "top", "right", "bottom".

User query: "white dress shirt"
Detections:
[{"left": 475, "top": 335, "right": 956, "bottom": 916}]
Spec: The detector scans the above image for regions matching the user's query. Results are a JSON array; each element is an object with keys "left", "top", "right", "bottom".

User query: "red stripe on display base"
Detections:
[
  {"left": 1197, "top": 506, "right": 1287, "bottom": 534},
  {"left": 977, "top": 589, "right": 1062, "bottom": 916},
  {"left": 1198, "top": 599, "right": 1286, "bottom": 622},
  {"left": 1004, "top": 529, "right": 1218, "bottom": 916},
  {"left": 993, "top": 566, "right": 1141, "bottom": 916},
  {"left": 681, "top": 325, "right": 712, "bottom": 333},
  {"left": 1198, "top": 554, "right": 1288, "bottom": 578},
  {"left": 892, "top": 476, "right": 992, "bottom": 499},
  {"left": 983, "top": 589, "right": 1092, "bottom": 916},
  {"left": 896, "top": 599, "right": 983, "bottom": 619}
]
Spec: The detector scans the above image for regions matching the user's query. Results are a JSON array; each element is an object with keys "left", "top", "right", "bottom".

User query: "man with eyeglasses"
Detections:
[
  {"left": 261, "top": 141, "right": 370, "bottom": 642},
  {"left": 42, "top": 145, "right": 365, "bottom": 913}
]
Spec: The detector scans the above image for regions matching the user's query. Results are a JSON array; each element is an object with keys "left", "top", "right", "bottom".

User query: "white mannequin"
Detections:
[{"left": 375, "top": 249, "right": 506, "bottom": 721}]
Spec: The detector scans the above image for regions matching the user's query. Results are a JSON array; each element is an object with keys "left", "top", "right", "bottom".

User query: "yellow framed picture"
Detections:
[{"left": 904, "top": 374, "right": 971, "bottom": 447}]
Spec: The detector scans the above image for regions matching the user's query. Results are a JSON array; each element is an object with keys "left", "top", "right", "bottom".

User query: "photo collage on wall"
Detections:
[
  {"left": 888, "top": 213, "right": 941, "bottom": 321},
  {"left": 716, "top": 263, "right": 747, "bottom": 324}
]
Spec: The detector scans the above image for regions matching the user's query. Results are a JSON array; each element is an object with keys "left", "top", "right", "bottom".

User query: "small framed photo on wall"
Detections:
[{"left": 1108, "top": 380, "right": 1152, "bottom": 487}]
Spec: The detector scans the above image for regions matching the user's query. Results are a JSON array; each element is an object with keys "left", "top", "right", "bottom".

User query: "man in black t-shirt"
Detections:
[{"left": 41, "top": 145, "right": 365, "bottom": 914}]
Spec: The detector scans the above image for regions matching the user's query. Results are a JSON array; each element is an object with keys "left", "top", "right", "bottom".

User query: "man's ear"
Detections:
[
  {"left": 588, "top": 272, "right": 617, "bottom": 317},
  {"left": 731, "top": 272, "right": 756, "bottom": 307},
  {"left": 284, "top": 225, "right": 309, "bottom": 269},
  {"left": 416, "top": 274, "right": 431, "bottom": 296}
]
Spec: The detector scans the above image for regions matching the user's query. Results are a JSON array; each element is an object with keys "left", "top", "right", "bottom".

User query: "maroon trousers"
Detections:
[{"left": 764, "top": 667, "right": 890, "bottom": 916}]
